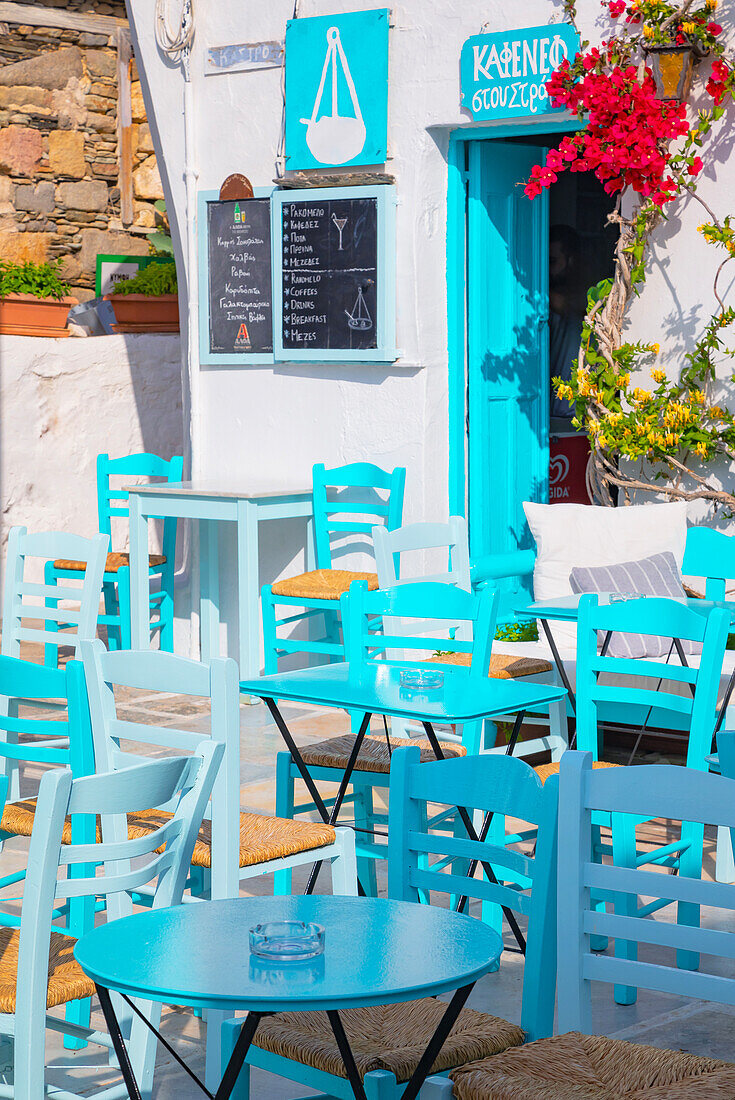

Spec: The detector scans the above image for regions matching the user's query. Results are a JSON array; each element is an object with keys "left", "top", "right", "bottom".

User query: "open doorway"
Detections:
[{"left": 464, "top": 135, "right": 616, "bottom": 589}]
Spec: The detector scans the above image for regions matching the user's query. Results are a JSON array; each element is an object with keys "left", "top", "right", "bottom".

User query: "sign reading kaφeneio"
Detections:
[{"left": 460, "top": 24, "right": 580, "bottom": 121}]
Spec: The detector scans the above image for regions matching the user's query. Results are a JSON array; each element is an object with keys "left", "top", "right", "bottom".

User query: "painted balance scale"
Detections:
[
  {"left": 301, "top": 26, "right": 366, "bottom": 165},
  {"left": 346, "top": 285, "right": 372, "bottom": 332}
]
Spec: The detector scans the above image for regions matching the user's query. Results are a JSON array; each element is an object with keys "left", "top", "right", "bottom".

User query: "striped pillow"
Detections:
[{"left": 569, "top": 551, "right": 701, "bottom": 658}]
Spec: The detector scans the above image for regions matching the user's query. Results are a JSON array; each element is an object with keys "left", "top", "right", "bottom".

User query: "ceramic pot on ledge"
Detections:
[
  {"left": 104, "top": 293, "right": 180, "bottom": 334},
  {"left": 0, "top": 293, "right": 78, "bottom": 338}
]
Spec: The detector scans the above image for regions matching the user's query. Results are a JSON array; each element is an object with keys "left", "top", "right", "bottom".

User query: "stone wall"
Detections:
[{"left": 0, "top": 3, "right": 165, "bottom": 300}]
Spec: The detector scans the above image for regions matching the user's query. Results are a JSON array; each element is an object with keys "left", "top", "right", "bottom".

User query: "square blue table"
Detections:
[
  {"left": 240, "top": 659, "right": 567, "bottom": 941},
  {"left": 127, "top": 481, "right": 313, "bottom": 681}
]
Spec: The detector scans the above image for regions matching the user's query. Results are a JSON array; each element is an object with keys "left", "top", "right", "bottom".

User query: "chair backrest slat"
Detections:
[
  {"left": 2, "top": 526, "right": 108, "bottom": 659},
  {"left": 374, "top": 517, "right": 471, "bottom": 590},
  {"left": 389, "top": 747, "right": 559, "bottom": 1040},
  {"left": 557, "top": 750, "right": 735, "bottom": 1033},
  {"left": 576, "top": 594, "right": 730, "bottom": 768},
  {"left": 312, "top": 462, "right": 405, "bottom": 569},
  {"left": 97, "top": 452, "right": 183, "bottom": 566},
  {"left": 81, "top": 641, "right": 240, "bottom": 902},
  {"left": 682, "top": 525, "right": 735, "bottom": 601}
]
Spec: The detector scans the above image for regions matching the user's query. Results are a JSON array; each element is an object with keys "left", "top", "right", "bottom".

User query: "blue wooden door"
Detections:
[{"left": 467, "top": 140, "right": 549, "bottom": 591}]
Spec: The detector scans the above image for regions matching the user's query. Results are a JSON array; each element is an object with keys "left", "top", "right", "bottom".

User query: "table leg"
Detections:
[
  {"left": 200, "top": 520, "right": 220, "bottom": 662},
  {"left": 128, "top": 496, "right": 150, "bottom": 650},
  {"left": 236, "top": 500, "right": 260, "bottom": 700},
  {"left": 305, "top": 711, "right": 373, "bottom": 895},
  {"left": 399, "top": 984, "right": 475, "bottom": 1100},
  {"left": 327, "top": 1011, "right": 368, "bottom": 1100},
  {"left": 265, "top": 698, "right": 332, "bottom": 822},
  {"left": 421, "top": 722, "right": 526, "bottom": 955},
  {"left": 96, "top": 985, "right": 144, "bottom": 1100},
  {"left": 540, "top": 619, "right": 576, "bottom": 714}
]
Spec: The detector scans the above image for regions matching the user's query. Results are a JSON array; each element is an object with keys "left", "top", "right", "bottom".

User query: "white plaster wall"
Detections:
[
  {"left": 0, "top": 332, "right": 183, "bottom": 588},
  {"left": 125, "top": 0, "right": 735, "bottom": 658}
]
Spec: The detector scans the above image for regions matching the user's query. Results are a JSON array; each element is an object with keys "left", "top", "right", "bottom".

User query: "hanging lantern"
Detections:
[{"left": 644, "top": 44, "right": 697, "bottom": 103}]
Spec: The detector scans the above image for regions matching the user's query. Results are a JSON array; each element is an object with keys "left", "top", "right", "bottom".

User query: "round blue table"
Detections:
[{"left": 75, "top": 895, "right": 502, "bottom": 1100}]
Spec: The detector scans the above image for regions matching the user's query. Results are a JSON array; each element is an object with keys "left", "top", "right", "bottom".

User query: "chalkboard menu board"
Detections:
[
  {"left": 207, "top": 199, "right": 273, "bottom": 356},
  {"left": 281, "top": 196, "right": 378, "bottom": 352}
]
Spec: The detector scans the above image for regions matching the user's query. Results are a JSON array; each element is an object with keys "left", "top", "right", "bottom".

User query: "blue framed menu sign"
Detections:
[
  {"left": 272, "top": 185, "right": 397, "bottom": 363},
  {"left": 460, "top": 24, "right": 580, "bottom": 122},
  {"left": 197, "top": 188, "right": 275, "bottom": 366}
]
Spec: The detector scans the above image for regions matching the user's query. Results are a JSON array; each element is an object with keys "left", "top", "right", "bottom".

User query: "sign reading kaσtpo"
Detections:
[{"left": 460, "top": 24, "right": 580, "bottom": 121}]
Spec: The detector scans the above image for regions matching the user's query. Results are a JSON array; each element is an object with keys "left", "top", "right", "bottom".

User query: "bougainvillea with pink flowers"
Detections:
[{"left": 531, "top": 1, "right": 735, "bottom": 511}]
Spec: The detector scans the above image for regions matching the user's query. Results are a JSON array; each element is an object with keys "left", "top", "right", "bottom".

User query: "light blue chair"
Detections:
[
  {"left": 373, "top": 517, "right": 568, "bottom": 760},
  {"left": 560, "top": 593, "right": 730, "bottom": 1005},
  {"left": 223, "top": 746, "right": 559, "bottom": 1100},
  {"left": 0, "top": 655, "right": 95, "bottom": 1047},
  {"left": 45, "top": 452, "right": 182, "bottom": 664},
  {"left": 423, "top": 750, "right": 735, "bottom": 1099},
  {"left": 3, "top": 743, "right": 221, "bottom": 1100},
  {"left": 80, "top": 641, "right": 357, "bottom": 903},
  {"left": 261, "top": 461, "right": 406, "bottom": 673},
  {"left": 274, "top": 579, "right": 499, "bottom": 895},
  {"left": 2, "top": 526, "right": 108, "bottom": 670}
]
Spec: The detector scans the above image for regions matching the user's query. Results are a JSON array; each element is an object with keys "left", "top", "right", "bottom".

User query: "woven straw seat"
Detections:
[
  {"left": 300, "top": 733, "right": 467, "bottom": 774},
  {"left": 271, "top": 569, "right": 379, "bottom": 601},
  {"left": 429, "top": 651, "right": 553, "bottom": 680},
  {"left": 0, "top": 926, "right": 94, "bottom": 1012},
  {"left": 53, "top": 551, "right": 166, "bottom": 574},
  {"left": 449, "top": 1031, "right": 735, "bottom": 1099},
  {"left": 0, "top": 800, "right": 334, "bottom": 869},
  {"left": 534, "top": 760, "right": 619, "bottom": 786},
  {"left": 253, "top": 1001, "right": 524, "bottom": 1081}
]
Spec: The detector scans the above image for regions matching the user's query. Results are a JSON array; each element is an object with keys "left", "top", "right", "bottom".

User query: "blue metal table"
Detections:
[
  {"left": 515, "top": 593, "right": 735, "bottom": 724},
  {"left": 126, "top": 481, "right": 313, "bottom": 680},
  {"left": 75, "top": 895, "right": 502, "bottom": 1100},
  {"left": 240, "top": 659, "right": 566, "bottom": 941}
]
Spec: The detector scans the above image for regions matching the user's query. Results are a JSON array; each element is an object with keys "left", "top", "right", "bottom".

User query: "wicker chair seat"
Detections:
[
  {"left": 0, "top": 926, "right": 94, "bottom": 1012},
  {"left": 429, "top": 651, "right": 553, "bottom": 680},
  {"left": 534, "top": 760, "right": 619, "bottom": 786},
  {"left": 0, "top": 800, "right": 335, "bottom": 869},
  {"left": 449, "top": 1032, "right": 735, "bottom": 1099},
  {"left": 53, "top": 552, "right": 166, "bottom": 574},
  {"left": 253, "top": 1000, "right": 524, "bottom": 1081},
  {"left": 300, "top": 733, "right": 467, "bottom": 774},
  {"left": 271, "top": 569, "right": 379, "bottom": 601}
]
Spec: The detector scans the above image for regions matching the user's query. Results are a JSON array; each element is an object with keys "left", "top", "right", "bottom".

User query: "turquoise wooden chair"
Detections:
[
  {"left": 0, "top": 655, "right": 95, "bottom": 1047},
  {"left": 2, "top": 526, "right": 108, "bottom": 669},
  {"left": 224, "top": 746, "right": 559, "bottom": 1100},
  {"left": 423, "top": 750, "right": 735, "bottom": 1100},
  {"left": 261, "top": 461, "right": 406, "bottom": 674},
  {"left": 2, "top": 743, "right": 221, "bottom": 1100},
  {"left": 45, "top": 452, "right": 182, "bottom": 665},
  {"left": 373, "top": 517, "right": 567, "bottom": 760},
  {"left": 274, "top": 579, "right": 499, "bottom": 895},
  {"left": 80, "top": 640, "right": 357, "bottom": 904},
  {"left": 558, "top": 593, "right": 730, "bottom": 1006}
]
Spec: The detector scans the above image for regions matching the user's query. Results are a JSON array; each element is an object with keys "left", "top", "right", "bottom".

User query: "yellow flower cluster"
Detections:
[
  {"left": 651, "top": 368, "right": 666, "bottom": 384},
  {"left": 631, "top": 387, "right": 652, "bottom": 404},
  {"left": 556, "top": 383, "right": 574, "bottom": 402},
  {"left": 706, "top": 0, "right": 718, "bottom": 11},
  {"left": 690, "top": 389, "right": 706, "bottom": 405},
  {"left": 663, "top": 403, "right": 692, "bottom": 429},
  {"left": 695, "top": 442, "right": 709, "bottom": 458},
  {"left": 643, "top": 24, "right": 654, "bottom": 38},
  {"left": 681, "top": 21, "right": 697, "bottom": 33}
]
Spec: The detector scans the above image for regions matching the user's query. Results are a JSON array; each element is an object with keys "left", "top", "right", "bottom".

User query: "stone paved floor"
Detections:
[{"left": 2, "top": 660, "right": 734, "bottom": 1096}]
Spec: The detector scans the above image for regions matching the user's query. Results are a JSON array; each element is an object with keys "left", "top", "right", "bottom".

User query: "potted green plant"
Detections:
[
  {"left": 104, "top": 260, "right": 179, "bottom": 333},
  {"left": 0, "top": 260, "right": 77, "bottom": 337}
]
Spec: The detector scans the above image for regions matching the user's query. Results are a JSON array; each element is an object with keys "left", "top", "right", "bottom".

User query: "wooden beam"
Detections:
[
  {"left": 0, "top": 2, "right": 126, "bottom": 35},
  {"left": 116, "top": 27, "right": 134, "bottom": 227}
]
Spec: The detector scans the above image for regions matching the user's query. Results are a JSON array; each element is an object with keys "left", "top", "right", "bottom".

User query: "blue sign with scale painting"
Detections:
[
  {"left": 460, "top": 24, "right": 580, "bottom": 122},
  {"left": 285, "top": 9, "right": 389, "bottom": 171}
]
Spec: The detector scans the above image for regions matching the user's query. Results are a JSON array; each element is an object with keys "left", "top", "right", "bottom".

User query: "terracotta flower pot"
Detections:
[
  {"left": 0, "top": 293, "right": 78, "bottom": 338},
  {"left": 104, "top": 293, "right": 180, "bottom": 334}
]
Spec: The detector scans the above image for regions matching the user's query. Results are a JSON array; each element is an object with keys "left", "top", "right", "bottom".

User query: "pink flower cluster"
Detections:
[
  {"left": 707, "top": 57, "right": 732, "bottom": 105},
  {"left": 524, "top": 57, "right": 690, "bottom": 204}
]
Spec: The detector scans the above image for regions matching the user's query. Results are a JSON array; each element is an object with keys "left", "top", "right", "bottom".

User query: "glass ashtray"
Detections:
[
  {"left": 249, "top": 920, "right": 325, "bottom": 961},
  {"left": 609, "top": 592, "right": 647, "bottom": 603},
  {"left": 399, "top": 669, "right": 444, "bottom": 690}
]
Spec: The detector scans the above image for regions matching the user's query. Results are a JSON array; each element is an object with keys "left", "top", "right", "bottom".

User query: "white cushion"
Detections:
[{"left": 523, "top": 501, "right": 688, "bottom": 646}]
